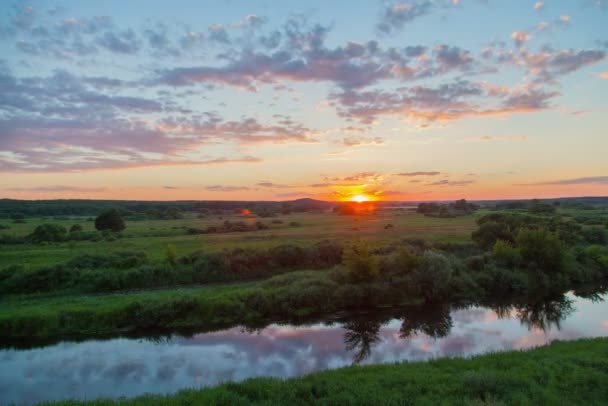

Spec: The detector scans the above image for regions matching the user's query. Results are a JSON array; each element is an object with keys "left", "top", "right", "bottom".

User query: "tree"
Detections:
[
  {"left": 472, "top": 221, "right": 513, "bottom": 250},
  {"left": 69, "top": 224, "right": 83, "bottom": 233},
  {"left": 516, "top": 228, "right": 563, "bottom": 272},
  {"left": 95, "top": 209, "right": 125, "bottom": 232},
  {"left": 412, "top": 251, "right": 453, "bottom": 300}
]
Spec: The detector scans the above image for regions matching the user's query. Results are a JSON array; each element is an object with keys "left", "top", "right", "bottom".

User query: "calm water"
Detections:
[{"left": 1, "top": 292, "right": 607, "bottom": 404}]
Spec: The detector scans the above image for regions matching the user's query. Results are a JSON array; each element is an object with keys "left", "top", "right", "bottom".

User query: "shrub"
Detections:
[
  {"left": 412, "top": 251, "right": 453, "bottom": 301},
  {"left": 585, "top": 245, "right": 608, "bottom": 269},
  {"left": 95, "top": 209, "right": 125, "bottom": 232},
  {"left": 492, "top": 240, "right": 521, "bottom": 267},
  {"left": 69, "top": 224, "right": 83, "bottom": 233},
  {"left": 393, "top": 247, "right": 420, "bottom": 275},
  {"left": 472, "top": 221, "right": 513, "bottom": 250},
  {"left": 28, "top": 224, "right": 67, "bottom": 242},
  {"left": 166, "top": 244, "right": 177, "bottom": 265},
  {"left": 582, "top": 227, "right": 608, "bottom": 245},
  {"left": 66, "top": 251, "right": 148, "bottom": 269},
  {"left": 342, "top": 239, "right": 379, "bottom": 282},
  {"left": 270, "top": 245, "right": 307, "bottom": 268},
  {"left": 309, "top": 240, "right": 343, "bottom": 267},
  {"left": 516, "top": 228, "right": 564, "bottom": 272}
]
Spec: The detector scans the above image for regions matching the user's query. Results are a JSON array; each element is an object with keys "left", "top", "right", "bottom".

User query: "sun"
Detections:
[{"left": 351, "top": 194, "right": 370, "bottom": 203}]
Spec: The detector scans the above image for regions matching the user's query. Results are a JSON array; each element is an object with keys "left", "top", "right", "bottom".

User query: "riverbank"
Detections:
[{"left": 40, "top": 338, "right": 608, "bottom": 405}]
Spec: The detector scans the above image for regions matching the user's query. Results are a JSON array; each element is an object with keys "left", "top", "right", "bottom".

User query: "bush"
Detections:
[
  {"left": 492, "top": 240, "right": 521, "bottom": 267},
  {"left": 166, "top": 244, "right": 177, "bottom": 265},
  {"left": 393, "top": 247, "right": 420, "bottom": 276},
  {"left": 516, "top": 228, "right": 564, "bottom": 272},
  {"left": 28, "top": 224, "right": 67, "bottom": 242},
  {"left": 582, "top": 227, "right": 608, "bottom": 245},
  {"left": 412, "top": 251, "right": 453, "bottom": 301},
  {"left": 66, "top": 251, "right": 148, "bottom": 269},
  {"left": 69, "top": 224, "right": 83, "bottom": 233},
  {"left": 95, "top": 209, "right": 125, "bottom": 232},
  {"left": 342, "top": 239, "right": 379, "bottom": 282},
  {"left": 472, "top": 221, "right": 513, "bottom": 250},
  {"left": 270, "top": 245, "right": 307, "bottom": 268}
]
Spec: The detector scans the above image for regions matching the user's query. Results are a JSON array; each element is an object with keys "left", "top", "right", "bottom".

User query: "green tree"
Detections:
[
  {"left": 69, "top": 224, "right": 83, "bottom": 233},
  {"left": 492, "top": 239, "right": 521, "bottom": 267},
  {"left": 516, "top": 228, "right": 564, "bottom": 272},
  {"left": 472, "top": 221, "right": 513, "bottom": 250},
  {"left": 95, "top": 209, "right": 125, "bottom": 232},
  {"left": 342, "top": 239, "right": 379, "bottom": 282},
  {"left": 412, "top": 251, "right": 453, "bottom": 301}
]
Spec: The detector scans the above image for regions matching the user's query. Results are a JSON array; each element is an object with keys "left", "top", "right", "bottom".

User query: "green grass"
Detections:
[
  {"left": 0, "top": 210, "right": 479, "bottom": 269},
  {"left": 41, "top": 338, "right": 608, "bottom": 405},
  {"left": 0, "top": 279, "right": 262, "bottom": 338}
]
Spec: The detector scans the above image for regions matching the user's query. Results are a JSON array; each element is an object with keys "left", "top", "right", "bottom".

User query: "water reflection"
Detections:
[
  {"left": 343, "top": 319, "right": 382, "bottom": 364},
  {"left": 399, "top": 303, "right": 453, "bottom": 340},
  {"left": 1, "top": 289, "right": 607, "bottom": 404}
]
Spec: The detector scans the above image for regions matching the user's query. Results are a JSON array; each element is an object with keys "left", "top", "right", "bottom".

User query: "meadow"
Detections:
[{"left": 0, "top": 207, "right": 477, "bottom": 269}]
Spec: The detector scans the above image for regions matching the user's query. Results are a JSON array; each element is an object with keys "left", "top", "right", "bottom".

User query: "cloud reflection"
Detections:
[{"left": 0, "top": 293, "right": 606, "bottom": 404}]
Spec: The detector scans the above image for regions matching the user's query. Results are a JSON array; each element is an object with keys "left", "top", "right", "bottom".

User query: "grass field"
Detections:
[
  {"left": 0, "top": 209, "right": 480, "bottom": 269},
  {"left": 41, "top": 337, "right": 608, "bottom": 405}
]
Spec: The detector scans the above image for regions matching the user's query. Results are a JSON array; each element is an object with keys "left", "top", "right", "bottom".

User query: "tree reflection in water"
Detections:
[
  {"left": 399, "top": 303, "right": 453, "bottom": 340},
  {"left": 491, "top": 292, "right": 578, "bottom": 332},
  {"left": 343, "top": 319, "right": 382, "bottom": 364},
  {"left": 515, "top": 295, "right": 574, "bottom": 332}
]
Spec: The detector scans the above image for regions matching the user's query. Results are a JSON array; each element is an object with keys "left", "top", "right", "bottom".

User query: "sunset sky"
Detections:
[{"left": 1, "top": 0, "right": 607, "bottom": 201}]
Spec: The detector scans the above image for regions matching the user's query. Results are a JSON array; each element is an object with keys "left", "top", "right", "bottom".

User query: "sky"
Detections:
[{"left": 0, "top": 0, "right": 607, "bottom": 201}]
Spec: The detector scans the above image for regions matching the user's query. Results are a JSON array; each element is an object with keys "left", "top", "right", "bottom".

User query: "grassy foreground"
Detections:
[{"left": 43, "top": 338, "right": 608, "bottom": 405}]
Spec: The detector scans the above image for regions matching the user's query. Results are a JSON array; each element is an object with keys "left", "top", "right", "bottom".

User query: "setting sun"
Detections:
[{"left": 351, "top": 194, "right": 370, "bottom": 203}]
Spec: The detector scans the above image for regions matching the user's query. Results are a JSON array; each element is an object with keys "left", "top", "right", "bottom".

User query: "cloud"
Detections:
[
  {"left": 599, "top": 72, "right": 608, "bottom": 79},
  {"left": 330, "top": 172, "right": 383, "bottom": 182},
  {"left": 205, "top": 185, "right": 251, "bottom": 192},
  {"left": 208, "top": 24, "right": 230, "bottom": 44},
  {"left": 517, "top": 48, "right": 606, "bottom": 83},
  {"left": 477, "top": 135, "right": 528, "bottom": 142},
  {"left": 256, "top": 182, "right": 294, "bottom": 188},
  {"left": 516, "top": 176, "right": 608, "bottom": 186},
  {"left": 339, "top": 136, "right": 384, "bottom": 147},
  {"left": 309, "top": 182, "right": 361, "bottom": 188},
  {"left": 0, "top": 68, "right": 312, "bottom": 171},
  {"left": 434, "top": 45, "right": 474, "bottom": 72},
  {"left": 275, "top": 191, "right": 310, "bottom": 198},
  {"left": 427, "top": 179, "right": 474, "bottom": 186},
  {"left": 331, "top": 80, "right": 559, "bottom": 124},
  {"left": 97, "top": 29, "right": 141, "bottom": 54},
  {"left": 376, "top": 2, "right": 433, "bottom": 35},
  {"left": 511, "top": 31, "right": 531, "bottom": 47},
  {"left": 534, "top": 2, "right": 544, "bottom": 11},
  {"left": 398, "top": 171, "right": 441, "bottom": 176}
]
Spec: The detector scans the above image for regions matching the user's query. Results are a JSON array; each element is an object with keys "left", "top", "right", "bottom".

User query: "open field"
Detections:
[
  {"left": 41, "top": 338, "right": 608, "bottom": 405},
  {"left": 0, "top": 209, "right": 479, "bottom": 269}
]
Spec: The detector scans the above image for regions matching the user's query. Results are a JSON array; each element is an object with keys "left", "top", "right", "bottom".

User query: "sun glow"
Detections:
[{"left": 351, "top": 194, "right": 370, "bottom": 203}]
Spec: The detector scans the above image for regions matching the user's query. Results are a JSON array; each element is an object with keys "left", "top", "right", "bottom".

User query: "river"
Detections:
[{"left": 1, "top": 291, "right": 607, "bottom": 404}]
